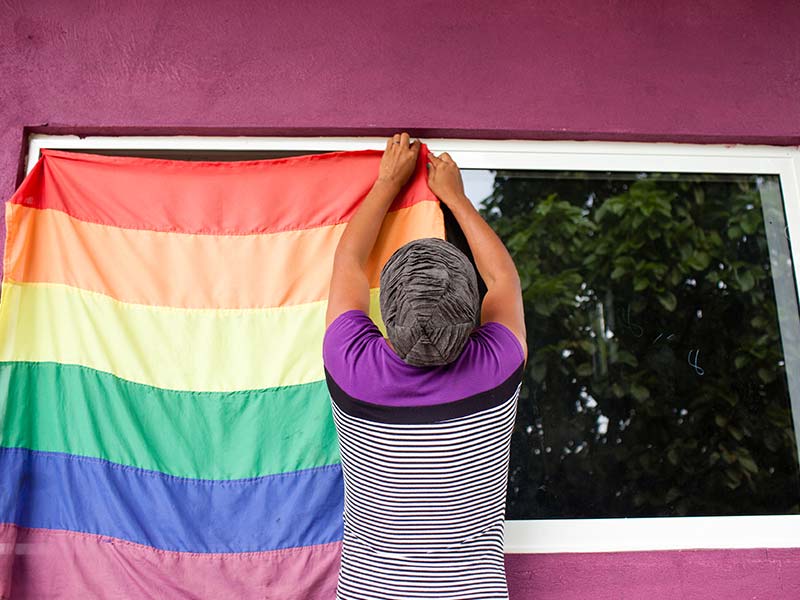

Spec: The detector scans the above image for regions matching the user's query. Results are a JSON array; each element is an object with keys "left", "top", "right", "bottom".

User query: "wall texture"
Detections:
[
  {"left": 506, "top": 548, "right": 800, "bottom": 599},
  {"left": 2, "top": 0, "right": 800, "bottom": 597}
]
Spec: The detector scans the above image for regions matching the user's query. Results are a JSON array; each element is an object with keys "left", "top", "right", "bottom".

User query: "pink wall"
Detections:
[
  {"left": 506, "top": 548, "right": 800, "bottom": 599},
  {"left": 2, "top": 1, "right": 800, "bottom": 597}
]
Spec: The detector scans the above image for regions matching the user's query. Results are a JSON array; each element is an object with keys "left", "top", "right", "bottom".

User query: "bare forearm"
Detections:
[
  {"left": 442, "top": 192, "right": 520, "bottom": 289},
  {"left": 425, "top": 149, "right": 526, "bottom": 352},
  {"left": 325, "top": 133, "right": 419, "bottom": 328},
  {"left": 335, "top": 179, "right": 400, "bottom": 268}
]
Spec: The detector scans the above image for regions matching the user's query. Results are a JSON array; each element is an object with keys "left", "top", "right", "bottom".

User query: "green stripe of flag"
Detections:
[{"left": 0, "top": 361, "right": 340, "bottom": 480}]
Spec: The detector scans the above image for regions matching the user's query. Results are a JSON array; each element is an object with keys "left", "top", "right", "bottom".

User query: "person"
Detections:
[{"left": 322, "top": 132, "right": 527, "bottom": 600}]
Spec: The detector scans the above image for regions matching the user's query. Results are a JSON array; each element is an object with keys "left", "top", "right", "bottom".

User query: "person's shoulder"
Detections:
[
  {"left": 455, "top": 321, "right": 525, "bottom": 383},
  {"left": 469, "top": 321, "right": 526, "bottom": 367},
  {"left": 434, "top": 321, "right": 525, "bottom": 405},
  {"left": 322, "top": 309, "right": 385, "bottom": 392},
  {"left": 323, "top": 309, "right": 381, "bottom": 356},
  {"left": 324, "top": 309, "right": 379, "bottom": 342}
]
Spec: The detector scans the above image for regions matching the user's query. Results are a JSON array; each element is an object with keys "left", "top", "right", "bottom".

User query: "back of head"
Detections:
[{"left": 379, "top": 238, "right": 480, "bottom": 367}]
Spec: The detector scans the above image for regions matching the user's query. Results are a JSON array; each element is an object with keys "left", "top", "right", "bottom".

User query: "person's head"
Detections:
[{"left": 379, "top": 237, "right": 480, "bottom": 367}]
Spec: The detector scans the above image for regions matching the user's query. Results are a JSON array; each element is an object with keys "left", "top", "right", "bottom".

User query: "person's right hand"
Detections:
[
  {"left": 427, "top": 152, "right": 467, "bottom": 206},
  {"left": 377, "top": 132, "right": 420, "bottom": 190}
]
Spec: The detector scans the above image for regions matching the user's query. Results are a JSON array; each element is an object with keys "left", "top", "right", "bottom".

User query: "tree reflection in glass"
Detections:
[{"left": 459, "top": 170, "right": 800, "bottom": 519}]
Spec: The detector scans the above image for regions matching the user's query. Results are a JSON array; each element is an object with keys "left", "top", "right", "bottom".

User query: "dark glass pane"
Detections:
[{"left": 462, "top": 169, "right": 800, "bottom": 519}]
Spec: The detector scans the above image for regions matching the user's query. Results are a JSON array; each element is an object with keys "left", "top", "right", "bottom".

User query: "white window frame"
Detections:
[{"left": 24, "top": 134, "right": 800, "bottom": 553}]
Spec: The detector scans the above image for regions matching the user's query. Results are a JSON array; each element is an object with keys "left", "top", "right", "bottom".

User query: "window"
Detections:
[
  {"left": 464, "top": 169, "right": 800, "bottom": 520},
  {"left": 24, "top": 135, "right": 800, "bottom": 552}
]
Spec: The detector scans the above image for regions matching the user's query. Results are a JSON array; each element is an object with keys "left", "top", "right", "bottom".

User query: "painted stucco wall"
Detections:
[
  {"left": 506, "top": 548, "right": 800, "bottom": 599},
  {"left": 2, "top": 1, "right": 800, "bottom": 598}
]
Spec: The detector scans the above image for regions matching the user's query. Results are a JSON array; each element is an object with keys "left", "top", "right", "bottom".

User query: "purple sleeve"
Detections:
[
  {"left": 323, "top": 312, "right": 525, "bottom": 405},
  {"left": 469, "top": 321, "right": 526, "bottom": 373},
  {"left": 322, "top": 310, "right": 383, "bottom": 391}
]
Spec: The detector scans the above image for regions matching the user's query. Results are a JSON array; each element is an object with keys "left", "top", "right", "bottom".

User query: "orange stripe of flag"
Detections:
[{"left": 4, "top": 202, "right": 443, "bottom": 309}]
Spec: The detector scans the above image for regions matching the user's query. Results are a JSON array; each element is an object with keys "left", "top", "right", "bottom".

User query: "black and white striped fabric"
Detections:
[
  {"left": 323, "top": 310, "right": 525, "bottom": 600},
  {"left": 329, "top": 383, "right": 520, "bottom": 599}
]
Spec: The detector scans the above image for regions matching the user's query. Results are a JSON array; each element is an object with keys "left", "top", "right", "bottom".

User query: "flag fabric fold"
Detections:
[{"left": 0, "top": 146, "right": 444, "bottom": 598}]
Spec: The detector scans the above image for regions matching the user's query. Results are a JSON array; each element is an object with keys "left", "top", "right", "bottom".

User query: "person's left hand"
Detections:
[{"left": 377, "top": 132, "right": 420, "bottom": 189}]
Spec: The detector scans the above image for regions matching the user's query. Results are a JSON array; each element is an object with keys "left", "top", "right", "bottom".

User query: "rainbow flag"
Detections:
[{"left": 0, "top": 146, "right": 443, "bottom": 598}]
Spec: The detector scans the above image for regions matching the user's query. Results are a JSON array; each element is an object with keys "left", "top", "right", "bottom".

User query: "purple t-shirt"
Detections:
[
  {"left": 323, "top": 310, "right": 524, "bottom": 598},
  {"left": 323, "top": 310, "right": 525, "bottom": 422}
]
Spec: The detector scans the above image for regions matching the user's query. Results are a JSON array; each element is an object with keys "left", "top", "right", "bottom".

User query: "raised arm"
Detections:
[
  {"left": 325, "top": 132, "right": 421, "bottom": 328},
  {"left": 426, "top": 152, "right": 527, "bottom": 360}
]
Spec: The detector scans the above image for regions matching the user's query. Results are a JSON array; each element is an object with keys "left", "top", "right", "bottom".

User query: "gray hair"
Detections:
[{"left": 379, "top": 238, "right": 480, "bottom": 367}]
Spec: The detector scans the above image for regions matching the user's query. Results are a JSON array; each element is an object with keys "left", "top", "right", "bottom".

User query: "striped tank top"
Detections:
[{"left": 323, "top": 310, "right": 525, "bottom": 600}]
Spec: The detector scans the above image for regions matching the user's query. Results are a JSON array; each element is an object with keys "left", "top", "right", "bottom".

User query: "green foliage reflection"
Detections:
[{"left": 478, "top": 171, "right": 800, "bottom": 518}]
